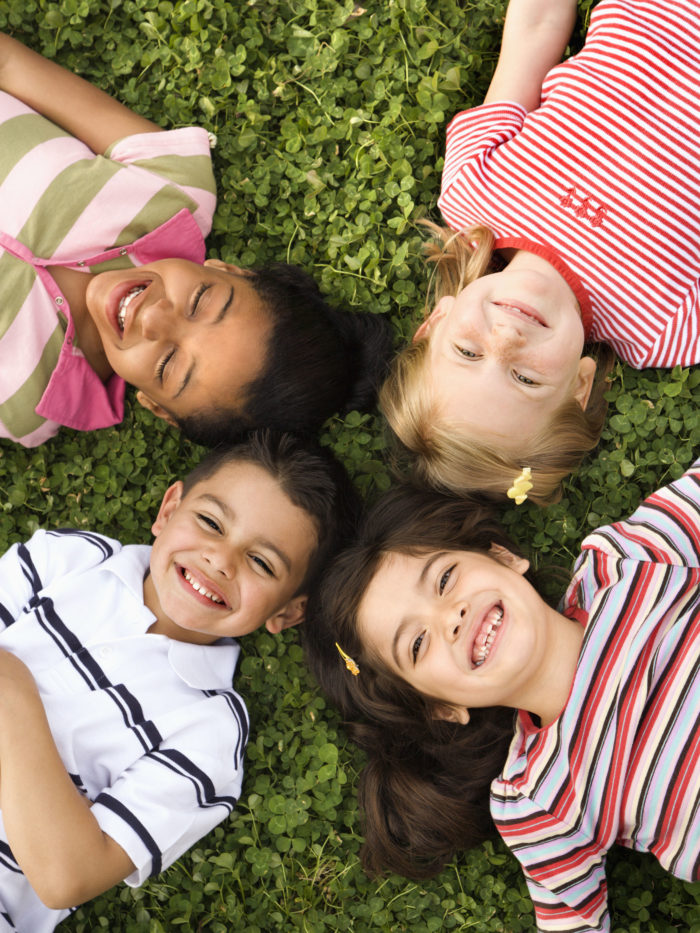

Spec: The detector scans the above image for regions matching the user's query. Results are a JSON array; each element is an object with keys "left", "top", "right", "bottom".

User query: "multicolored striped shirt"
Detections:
[
  {"left": 0, "top": 529, "right": 248, "bottom": 933},
  {"left": 0, "top": 91, "right": 216, "bottom": 447},
  {"left": 490, "top": 461, "right": 700, "bottom": 931},
  {"left": 438, "top": 0, "right": 700, "bottom": 368}
]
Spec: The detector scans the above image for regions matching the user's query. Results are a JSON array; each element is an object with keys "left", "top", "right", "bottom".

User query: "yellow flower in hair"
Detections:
[
  {"left": 507, "top": 467, "right": 533, "bottom": 505},
  {"left": 335, "top": 642, "right": 360, "bottom": 676}
]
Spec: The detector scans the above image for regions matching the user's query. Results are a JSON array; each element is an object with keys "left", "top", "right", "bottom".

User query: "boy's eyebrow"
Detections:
[
  {"left": 173, "top": 286, "right": 235, "bottom": 399},
  {"left": 197, "top": 493, "right": 293, "bottom": 573}
]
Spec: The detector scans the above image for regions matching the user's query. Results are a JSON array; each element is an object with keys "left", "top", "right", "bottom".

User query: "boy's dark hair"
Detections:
[
  {"left": 175, "top": 263, "right": 394, "bottom": 447},
  {"left": 182, "top": 429, "right": 361, "bottom": 596},
  {"left": 303, "top": 484, "right": 527, "bottom": 878}
]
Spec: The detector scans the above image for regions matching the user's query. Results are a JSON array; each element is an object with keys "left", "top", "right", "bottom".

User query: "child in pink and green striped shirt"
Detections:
[{"left": 0, "top": 34, "right": 390, "bottom": 447}]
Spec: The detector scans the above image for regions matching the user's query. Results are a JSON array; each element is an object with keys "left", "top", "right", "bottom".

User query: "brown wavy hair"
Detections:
[
  {"left": 303, "top": 484, "right": 528, "bottom": 879},
  {"left": 380, "top": 223, "right": 615, "bottom": 505}
]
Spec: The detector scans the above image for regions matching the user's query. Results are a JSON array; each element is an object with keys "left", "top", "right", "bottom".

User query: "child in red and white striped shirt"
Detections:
[{"left": 381, "top": 0, "right": 699, "bottom": 504}]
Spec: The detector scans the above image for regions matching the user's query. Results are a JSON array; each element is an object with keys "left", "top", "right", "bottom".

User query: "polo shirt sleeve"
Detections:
[
  {"left": 89, "top": 689, "right": 248, "bottom": 885},
  {"left": 438, "top": 101, "right": 527, "bottom": 229},
  {"left": 0, "top": 530, "right": 116, "bottom": 629},
  {"left": 105, "top": 127, "right": 217, "bottom": 239},
  {"left": 581, "top": 460, "right": 700, "bottom": 568}
]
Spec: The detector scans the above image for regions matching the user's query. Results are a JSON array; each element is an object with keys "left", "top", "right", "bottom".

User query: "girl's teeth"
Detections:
[
  {"left": 472, "top": 606, "right": 503, "bottom": 667},
  {"left": 117, "top": 285, "right": 145, "bottom": 331},
  {"left": 182, "top": 569, "right": 224, "bottom": 604}
]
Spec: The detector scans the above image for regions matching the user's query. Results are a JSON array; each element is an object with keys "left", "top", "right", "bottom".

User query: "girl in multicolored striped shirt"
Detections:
[
  {"left": 0, "top": 34, "right": 390, "bottom": 447},
  {"left": 305, "top": 460, "right": 700, "bottom": 931},
  {"left": 381, "top": 0, "right": 699, "bottom": 505}
]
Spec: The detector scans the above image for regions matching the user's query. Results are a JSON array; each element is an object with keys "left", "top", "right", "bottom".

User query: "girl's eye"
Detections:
[
  {"left": 156, "top": 348, "right": 175, "bottom": 382},
  {"left": 411, "top": 632, "right": 425, "bottom": 663},
  {"left": 515, "top": 372, "right": 537, "bottom": 386},
  {"left": 456, "top": 346, "right": 478, "bottom": 359},
  {"left": 251, "top": 555, "right": 274, "bottom": 577},
  {"left": 197, "top": 514, "right": 221, "bottom": 533},
  {"left": 439, "top": 564, "right": 455, "bottom": 594},
  {"left": 190, "top": 283, "right": 210, "bottom": 318}
]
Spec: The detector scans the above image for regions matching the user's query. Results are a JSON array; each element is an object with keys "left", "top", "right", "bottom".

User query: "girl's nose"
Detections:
[
  {"left": 139, "top": 297, "right": 175, "bottom": 341},
  {"left": 443, "top": 605, "right": 466, "bottom": 640},
  {"left": 490, "top": 321, "right": 526, "bottom": 357}
]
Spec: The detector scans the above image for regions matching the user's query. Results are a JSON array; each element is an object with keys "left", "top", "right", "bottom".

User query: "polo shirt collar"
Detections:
[{"left": 103, "top": 543, "right": 240, "bottom": 691}]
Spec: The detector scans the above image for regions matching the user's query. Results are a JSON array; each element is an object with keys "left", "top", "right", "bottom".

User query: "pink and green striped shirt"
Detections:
[{"left": 0, "top": 91, "right": 216, "bottom": 446}]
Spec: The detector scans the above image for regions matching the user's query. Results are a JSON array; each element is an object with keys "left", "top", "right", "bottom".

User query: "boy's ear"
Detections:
[
  {"left": 204, "top": 258, "right": 251, "bottom": 277},
  {"left": 265, "top": 595, "right": 307, "bottom": 634},
  {"left": 151, "top": 481, "right": 185, "bottom": 536},
  {"left": 489, "top": 543, "right": 530, "bottom": 575},
  {"left": 413, "top": 296, "right": 452, "bottom": 343},
  {"left": 136, "top": 390, "right": 178, "bottom": 428},
  {"left": 573, "top": 356, "right": 597, "bottom": 410},
  {"left": 433, "top": 703, "right": 470, "bottom": 725}
]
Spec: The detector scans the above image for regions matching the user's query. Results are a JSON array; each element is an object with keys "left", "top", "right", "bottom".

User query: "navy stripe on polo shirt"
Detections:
[
  {"left": 94, "top": 794, "right": 163, "bottom": 877},
  {"left": 148, "top": 748, "right": 238, "bottom": 813}
]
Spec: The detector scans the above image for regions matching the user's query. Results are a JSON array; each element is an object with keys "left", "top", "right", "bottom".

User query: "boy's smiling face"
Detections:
[
  {"left": 85, "top": 258, "right": 272, "bottom": 426},
  {"left": 143, "top": 461, "right": 318, "bottom": 644}
]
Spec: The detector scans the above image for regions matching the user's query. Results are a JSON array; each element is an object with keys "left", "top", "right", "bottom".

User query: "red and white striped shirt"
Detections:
[
  {"left": 491, "top": 461, "right": 700, "bottom": 931},
  {"left": 438, "top": 0, "right": 700, "bottom": 368}
]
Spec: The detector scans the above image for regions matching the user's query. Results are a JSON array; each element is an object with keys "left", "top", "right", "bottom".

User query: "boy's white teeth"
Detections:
[
  {"left": 472, "top": 605, "right": 503, "bottom": 667},
  {"left": 117, "top": 286, "right": 145, "bottom": 331},
  {"left": 182, "top": 569, "right": 224, "bottom": 604}
]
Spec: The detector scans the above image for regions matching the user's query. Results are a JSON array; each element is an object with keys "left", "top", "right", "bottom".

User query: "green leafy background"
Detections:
[{"left": 0, "top": 0, "right": 698, "bottom": 929}]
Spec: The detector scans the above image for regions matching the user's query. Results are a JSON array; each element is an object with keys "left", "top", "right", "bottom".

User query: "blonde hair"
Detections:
[{"left": 380, "top": 224, "right": 615, "bottom": 506}]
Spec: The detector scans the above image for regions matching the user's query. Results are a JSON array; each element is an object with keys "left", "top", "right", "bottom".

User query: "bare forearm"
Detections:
[
  {"left": 484, "top": 0, "right": 578, "bottom": 111},
  {"left": 0, "top": 32, "right": 160, "bottom": 153},
  {"left": 0, "top": 655, "right": 134, "bottom": 908}
]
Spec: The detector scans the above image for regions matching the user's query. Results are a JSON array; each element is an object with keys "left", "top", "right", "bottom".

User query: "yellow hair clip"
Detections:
[
  {"left": 335, "top": 642, "right": 360, "bottom": 676},
  {"left": 507, "top": 467, "right": 533, "bottom": 505}
]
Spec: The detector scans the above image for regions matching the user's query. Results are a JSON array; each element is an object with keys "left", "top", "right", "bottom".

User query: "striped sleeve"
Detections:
[
  {"left": 106, "top": 127, "right": 216, "bottom": 239},
  {"left": 582, "top": 461, "right": 700, "bottom": 567},
  {"left": 90, "top": 692, "right": 248, "bottom": 885},
  {"left": 0, "top": 529, "right": 115, "bottom": 629},
  {"left": 440, "top": 101, "right": 527, "bottom": 204},
  {"left": 491, "top": 791, "right": 611, "bottom": 931}
]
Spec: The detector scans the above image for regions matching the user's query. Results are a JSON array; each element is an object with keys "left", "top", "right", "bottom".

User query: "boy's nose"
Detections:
[{"left": 203, "top": 548, "right": 235, "bottom": 578}]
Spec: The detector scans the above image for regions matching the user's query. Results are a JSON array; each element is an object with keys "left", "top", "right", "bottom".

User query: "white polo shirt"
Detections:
[{"left": 0, "top": 529, "right": 249, "bottom": 933}]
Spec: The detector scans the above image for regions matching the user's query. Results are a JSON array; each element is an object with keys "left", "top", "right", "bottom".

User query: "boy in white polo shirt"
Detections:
[{"left": 0, "top": 430, "right": 356, "bottom": 933}]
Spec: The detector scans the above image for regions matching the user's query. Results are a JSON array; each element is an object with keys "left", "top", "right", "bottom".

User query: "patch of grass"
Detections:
[{"left": 0, "top": 0, "right": 697, "bottom": 929}]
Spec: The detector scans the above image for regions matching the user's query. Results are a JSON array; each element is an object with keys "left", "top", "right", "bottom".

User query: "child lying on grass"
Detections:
[
  {"left": 0, "top": 430, "right": 357, "bottom": 933},
  {"left": 0, "top": 33, "right": 391, "bottom": 447},
  {"left": 381, "top": 0, "right": 699, "bottom": 504},
  {"left": 306, "top": 462, "right": 700, "bottom": 930}
]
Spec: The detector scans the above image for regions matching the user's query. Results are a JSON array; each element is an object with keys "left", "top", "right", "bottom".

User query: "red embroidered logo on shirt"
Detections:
[{"left": 560, "top": 188, "right": 608, "bottom": 227}]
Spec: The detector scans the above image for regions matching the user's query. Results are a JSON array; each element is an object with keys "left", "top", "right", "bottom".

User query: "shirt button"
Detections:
[
  {"left": 77, "top": 261, "right": 85, "bottom": 267},
  {"left": 119, "top": 248, "right": 127, "bottom": 256},
  {"left": 55, "top": 296, "right": 64, "bottom": 305},
  {"left": 98, "top": 646, "right": 114, "bottom": 659}
]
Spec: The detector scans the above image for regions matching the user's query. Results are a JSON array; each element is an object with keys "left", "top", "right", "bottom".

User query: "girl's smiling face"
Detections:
[
  {"left": 416, "top": 251, "right": 597, "bottom": 448},
  {"left": 85, "top": 258, "right": 272, "bottom": 425},
  {"left": 357, "top": 546, "right": 567, "bottom": 721}
]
